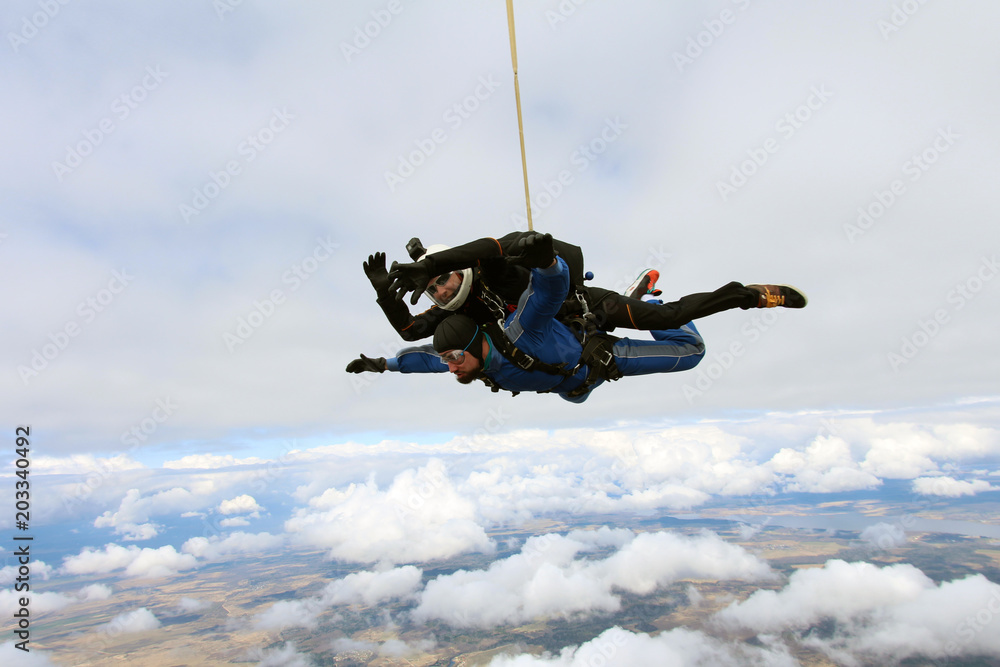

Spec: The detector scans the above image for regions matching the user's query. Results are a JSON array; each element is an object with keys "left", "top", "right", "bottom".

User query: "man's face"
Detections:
[
  {"left": 441, "top": 349, "right": 482, "bottom": 384},
  {"left": 427, "top": 271, "right": 463, "bottom": 304}
]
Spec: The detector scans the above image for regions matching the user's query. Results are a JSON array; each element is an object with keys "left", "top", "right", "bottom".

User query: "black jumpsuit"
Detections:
[{"left": 374, "top": 232, "right": 759, "bottom": 342}]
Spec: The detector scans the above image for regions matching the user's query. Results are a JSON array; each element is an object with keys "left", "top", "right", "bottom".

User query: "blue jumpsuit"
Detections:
[{"left": 386, "top": 258, "right": 705, "bottom": 402}]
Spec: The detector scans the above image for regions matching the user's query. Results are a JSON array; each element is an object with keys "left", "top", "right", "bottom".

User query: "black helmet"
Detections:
[{"left": 433, "top": 315, "right": 484, "bottom": 362}]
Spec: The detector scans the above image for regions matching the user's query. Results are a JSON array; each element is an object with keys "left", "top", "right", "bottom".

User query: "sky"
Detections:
[{"left": 3, "top": 1, "right": 1000, "bottom": 665}]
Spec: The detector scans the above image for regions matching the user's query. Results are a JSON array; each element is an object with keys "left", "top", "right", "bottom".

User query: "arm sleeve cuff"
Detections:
[{"left": 536, "top": 256, "right": 565, "bottom": 277}]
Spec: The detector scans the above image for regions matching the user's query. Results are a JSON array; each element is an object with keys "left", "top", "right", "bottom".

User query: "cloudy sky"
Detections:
[{"left": 3, "top": 0, "right": 1000, "bottom": 664}]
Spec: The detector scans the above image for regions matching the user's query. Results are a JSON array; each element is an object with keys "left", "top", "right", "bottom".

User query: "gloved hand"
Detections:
[
  {"left": 508, "top": 232, "right": 555, "bottom": 269},
  {"left": 345, "top": 354, "right": 386, "bottom": 373},
  {"left": 388, "top": 258, "right": 435, "bottom": 306},
  {"left": 363, "top": 252, "right": 390, "bottom": 295}
]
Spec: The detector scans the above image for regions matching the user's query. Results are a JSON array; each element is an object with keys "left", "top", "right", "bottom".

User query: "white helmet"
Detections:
[{"left": 421, "top": 244, "right": 473, "bottom": 311}]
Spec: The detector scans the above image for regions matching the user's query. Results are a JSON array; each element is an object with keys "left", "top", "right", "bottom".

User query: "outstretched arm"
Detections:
[
  {"left": 363, "top": 252, "right": 449, "bottom": 341},
  {"left": 387, "top": 232, "right": 560, "bottom": 305},
  {"left": 346, "top": 346, "right": 448, "bottom": 375}
]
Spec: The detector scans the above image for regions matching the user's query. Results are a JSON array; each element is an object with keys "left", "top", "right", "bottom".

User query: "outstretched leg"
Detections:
[
  {"left": 586, "top": 282, "right": 758, "bottom": 332},
  {"left": 611, "top": 322, "right": 706, "bottom": 376}
]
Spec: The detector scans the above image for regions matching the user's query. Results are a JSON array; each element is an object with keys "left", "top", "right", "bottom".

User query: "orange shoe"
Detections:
[{"left": 625, "top": 269, "right": 661, "bottom": 300}]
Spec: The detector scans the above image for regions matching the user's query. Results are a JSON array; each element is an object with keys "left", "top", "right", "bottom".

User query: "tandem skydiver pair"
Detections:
[{"left": 347, "top": 231, "right": 806, "bottom": 402}]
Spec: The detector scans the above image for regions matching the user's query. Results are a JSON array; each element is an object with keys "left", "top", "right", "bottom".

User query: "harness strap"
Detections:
[{"left": 481, "top": 322, "right": 576, "bottom": 377}]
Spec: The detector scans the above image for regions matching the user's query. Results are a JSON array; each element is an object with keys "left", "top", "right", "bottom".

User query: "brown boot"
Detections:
[{"left": 746, "top": 284, "right": 808, "bottom": 308}]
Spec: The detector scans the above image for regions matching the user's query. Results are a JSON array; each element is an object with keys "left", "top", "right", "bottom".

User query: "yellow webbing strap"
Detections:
[{"left": 506, "top": 0, "right": 533, "bottom": 231}]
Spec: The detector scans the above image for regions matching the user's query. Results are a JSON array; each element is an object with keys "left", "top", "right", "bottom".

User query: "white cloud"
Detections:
[
  {"left": 220, "top": 517, "right": 250, "bottom": 527},
  {"left": 415, "top": 528, "right": 773, "bottom": 628},
  {"left": 100, "top": 608, "right": 160, "bottom": 634},
  {"left": 78, "top": 583, "right": 114, "bottom": 601},
  {"left": 181, "top": 531, "right": 284, "bottom": 561},
  {"left": 94, "top": 487, "right": 205, "bottom": 539},
  {"left": 716, "top": 560, "right": 932, "bottom": 632},
  {"left": 218, "top": 493, "right": 264, "bottom": 515},
  {"left": 249, "top": 641, "right": 315, "bottom": 667},
  {"left": 285, "top": 460, "right": 493, "bottom": 565},
  {"left": 254, "top": 598, "right": 326, "bottom": 631},
  {"left": 0, "top": 642, "right": 59, "bottom": 666},
  {"left": 859, "top": 422, "right": 1000, "bottom": 479},
  {"left": 322, "top": 566, "right": 423, "bottom": 607},
  {"left": 61, "top": 543, "right": 198, "bottom": 578},
  {"left": 254, "top": 566, "right": 422, "bottom": 631},
  {"left": 0, "top": 590, "right": 76, "bottom": 616},
  {"left": 163, "top": 453, "right": 267, "bottom": 469},
  {"left": 859, "top": 522, "right": 907, "bottom": 550},
  {"left": 30, "top": 453, "right": 145, "bottom": 475},
  {"left": 379, "top": 637, "right": 436, "bottom": 657},
  {"left": 770, "top": 436, "right": 882, "bottom": 493},
  {"left": 488, "top": 626, "right": 797, "bottom": 667},
  {"left": 0, "top": 559, "right": 53, "bottom": 585},
  {"left": 715, "top": 560, "right": 1000, "bottom": 663},
  {"left": 117, "top": 522, "right": 161, "bottom": 541},
  {"left": 176, "top": 597, "right": 212, "bottom": 613},
  {"left": 913, "top": 476, "right": 997, "bottom": 497}
]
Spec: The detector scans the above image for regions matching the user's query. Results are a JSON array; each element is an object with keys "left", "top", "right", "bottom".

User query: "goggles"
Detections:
[
  {"left": 425, "top": 269, "right": 472, "bottom": 311},
  {"left": 439, "top": 349, "right": 466, "bottom": 363},
  {"left": 438, "top": 324, "right": 479, "bottom": 364}
]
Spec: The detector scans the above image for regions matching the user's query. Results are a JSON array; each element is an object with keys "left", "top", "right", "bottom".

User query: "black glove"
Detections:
[
  {"left": 345, "top": 354, "right": 386, "bottom": 373},
  {"left": 508, "top": 232, "right": 555, "bottom": 269},
  {"left": 363, "top": 252, "right": 391, "bottom": 295},
  {"left": 387, "top": 258, "right": 435, "bottom": 306}
]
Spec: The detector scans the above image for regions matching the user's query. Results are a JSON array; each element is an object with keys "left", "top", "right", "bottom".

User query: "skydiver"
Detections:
[{"left": 347, "top": 233, "right": 807, "bottom": 402}]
